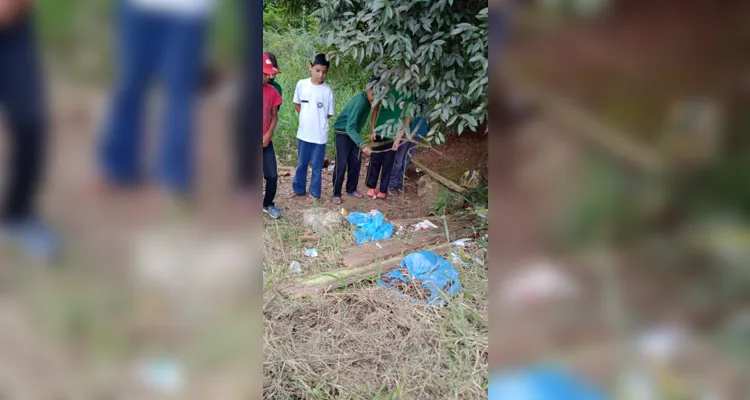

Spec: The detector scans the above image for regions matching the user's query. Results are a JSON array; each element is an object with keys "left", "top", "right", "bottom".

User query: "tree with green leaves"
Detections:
[{"left": 313, "top": 0, "right": 488, "bottom": 143}]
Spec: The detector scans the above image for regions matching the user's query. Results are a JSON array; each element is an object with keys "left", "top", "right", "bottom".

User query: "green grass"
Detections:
[{"left": 263, "top": 29, "right": 371, "bottom": 164}]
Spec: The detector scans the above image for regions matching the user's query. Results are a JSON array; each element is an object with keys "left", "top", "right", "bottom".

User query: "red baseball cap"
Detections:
[{"left": 263, "top": 54, "right": 281, "bottom": 75}]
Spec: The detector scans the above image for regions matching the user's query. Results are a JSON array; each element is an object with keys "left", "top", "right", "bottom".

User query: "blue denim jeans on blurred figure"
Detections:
[
  {"left": 98, "top": 1, "right": 208, "bottom": 195},
  {"left": 293, "top": 139, "right": 327, "bottom": 198}
]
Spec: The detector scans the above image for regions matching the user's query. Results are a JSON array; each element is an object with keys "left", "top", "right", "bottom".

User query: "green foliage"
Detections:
[
  {"left": 264, "top": 0, "right": 317, "bottom": 32},
  {"left": 677, "top": 157, "right": 750, "bottom": 221},
  {"left": 314, "top": 0, "right": 488, "bottom": 143},
  {"left": 266, "top": 0, "right": 321, "bottom": 20}
]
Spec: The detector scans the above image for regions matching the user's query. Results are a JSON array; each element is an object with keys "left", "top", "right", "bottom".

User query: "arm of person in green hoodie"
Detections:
[{"left": 347, "top": 103, "right": 373, "bottom": 156}]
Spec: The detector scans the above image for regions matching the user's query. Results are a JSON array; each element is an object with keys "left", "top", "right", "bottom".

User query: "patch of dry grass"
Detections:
[{"left": 263, "top": 217, "right": 488, "bottom": 399}]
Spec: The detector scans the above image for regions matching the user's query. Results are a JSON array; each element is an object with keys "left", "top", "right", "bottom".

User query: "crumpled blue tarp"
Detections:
[
  {"left": 378, "top": 251, "right": 461, "bottom": 306},
  {"left": 346, "top": 211, "right": 393, "bottom": 245},
  {"left": 489, "top": 366, "right": 609, "bottom": 400}
]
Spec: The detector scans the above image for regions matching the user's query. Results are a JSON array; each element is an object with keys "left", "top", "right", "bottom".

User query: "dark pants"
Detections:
[
  {"left": 263, "top": 142, "right": 278, "bottom": 208},
  {"left": 234, "top": 0, "right": 263, "bottom": 192},
  {"left": 0, "top": 16, "right": 46, "bottom": 223},
  {"left": 388, "top": 140, "right": 418, "bottom": 191},
  {"left": 332, "top": 133, "right": 361, "bottom": 197},
  {"left": 98, "top": 3, "right": 208, "bottom": 195},
  {"left": 292, "top": 139, "right": 326, "bottom": 198},
  {"left": 366, "top": 136, "right": 396, "bottom": 194}
]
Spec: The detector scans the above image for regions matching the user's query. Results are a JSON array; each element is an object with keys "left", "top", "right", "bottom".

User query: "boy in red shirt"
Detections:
[{"left": 263, "top": 54, "right": 283, "bottom": 218}]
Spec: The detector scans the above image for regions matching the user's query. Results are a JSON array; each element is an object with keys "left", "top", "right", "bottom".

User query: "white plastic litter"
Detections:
[
  {"left": 452, "top": 238, "right": 472, "bottom": 247},
  {"left": 305, "top": 248, "right": 318, "bottom": 258},
  {"left": 412, "top": 220, "right": 439, "bottom": 232},
  {"left": 396, "top": 226, "right": 405, "bottom": 236},
  {"left": 450, "top": 253, "right": 466, "bottom": 264},
  {"left": 289, "top": 261, "right": 302, "bottom": 274},
  {"left": 500, "top": 259, "right": 580, "bottom": 306},
  {"left": 136, "top": 358, "right": 184, "bottom": 395},
  {"left": 636, "top": 324, "right": 693, "bottom": 364}
]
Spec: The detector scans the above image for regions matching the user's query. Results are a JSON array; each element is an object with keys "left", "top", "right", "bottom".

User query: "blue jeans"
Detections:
[
  {"left": 293, "top": 139, "right": 326, "bottom": 198},
  {"left": 98, "top": 3, "right": 208, "bottom": 195},
  {"left": 389, "top": 141, "right": 418, "bottom": 191}
]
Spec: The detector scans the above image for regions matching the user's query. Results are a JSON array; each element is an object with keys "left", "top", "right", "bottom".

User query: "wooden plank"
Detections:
[
  {"left": 278, "top": 243, "right": 453, "bottom": 298},
  {"left": 411, "top": 160, "right": 469, "bottom": 194},
  {"left": 341, "top": 233, "right": 446, "bottom": 268}
]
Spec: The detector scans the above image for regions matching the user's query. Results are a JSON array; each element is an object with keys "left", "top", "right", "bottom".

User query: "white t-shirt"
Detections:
[
  {"left": 293, "top": 78, "right": 335, "bottom": 145},
  {"left": 130, "top": 0, "right": 216, "bottom": 17}
]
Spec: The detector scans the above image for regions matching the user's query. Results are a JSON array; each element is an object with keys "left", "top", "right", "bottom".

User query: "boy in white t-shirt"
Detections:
[{"left": 291, "top": 53, "right": 335, "bottom": 200}]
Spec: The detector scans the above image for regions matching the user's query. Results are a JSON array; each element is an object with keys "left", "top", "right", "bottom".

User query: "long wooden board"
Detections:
[
  {"left": 278, "top": 243, "right": 453, "bottom": 298},
  {"left": 341, "top": 233, "right": 447, "bottom": 268}
]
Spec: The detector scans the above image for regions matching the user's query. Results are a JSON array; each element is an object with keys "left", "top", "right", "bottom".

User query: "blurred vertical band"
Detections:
[
  {"left": 235, "top": 0, "right": 263, "bottom": 193},
  {"left": 487, "top": 0, "right": 546, "bottom": 371},
  {"left": 239, "top": 1, "right": 264, "bottom": 399}
]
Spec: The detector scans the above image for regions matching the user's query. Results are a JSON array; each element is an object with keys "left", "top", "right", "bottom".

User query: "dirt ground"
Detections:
[
  {"left": 0, "top": 71, "right": 491, "bottom": 398},
  {"left": 261, "top": 127, "right": 490, "bottom": 398}
]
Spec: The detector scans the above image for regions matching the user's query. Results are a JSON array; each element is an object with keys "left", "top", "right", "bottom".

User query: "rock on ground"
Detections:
[{"left": 302, "top": 208, "right": 345, "bottom": 235}]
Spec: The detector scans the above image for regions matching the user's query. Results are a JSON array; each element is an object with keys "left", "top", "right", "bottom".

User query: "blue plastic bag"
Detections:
[
  {"left": 489, "top": 366, "right": 609, "bottom": 400},
  {"left": 378, "top": 251, "right": 461, "bottom": 306},
  {"left": 346, "top": 211, "right": 393, "bottom": 245}
]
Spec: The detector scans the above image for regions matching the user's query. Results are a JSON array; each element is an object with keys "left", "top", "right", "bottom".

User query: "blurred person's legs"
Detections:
[
  {"left": 262, "top": 142, "right": 280, "bottom": 218},
  {"left": 98, "top": 5, "right": 166, "bottom": 189},
  {"left": 388, "top": 140, "right": 417, "bottom": 193},
  {"left": 0, "top": 15, "right": 58, "bottom": 262},
  {"left": 308, "top": 142, "right": 326, "bottom": 199},
  {"left": 292, "top": 139, "right": 312, "bottom": 196},
  {"left": 157, "top": 15, "right": 208, "bottom": 197}
]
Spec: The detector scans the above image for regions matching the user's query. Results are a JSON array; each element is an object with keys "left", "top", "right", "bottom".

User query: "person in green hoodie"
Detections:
[
  {"left": 366, "top": 87, "right": 409, "bottom": 200},
  {"left": 330, "top": 82, "right": 375, "bottom": 205}
]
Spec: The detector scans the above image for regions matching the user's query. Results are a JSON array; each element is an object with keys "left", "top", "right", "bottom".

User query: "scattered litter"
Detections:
[
  {"left": 460, "top": 169, "right": 481, "bottom": 188},
  {"left": 289, "top": 261, "right": 302, "bottom": 274},
  {"left": 412, "top": 220, "right": 439, "bottom": 232},
  {"left": 396, "top": 226, "right": 405, "bottom": 236},
  {"left": 376, "top": 243, "right": 383, "bottom": 249},
  {"left": 346, "top": 211, "right": 394, "bottom": 245},
  {"left": 327, "top": 164, "right": 335, "bottom": 173},
  {"left": 489, "top": 366, "right": 608, "bottom": 400},
  {"left": 500, "top": 259, "right": 580, "bottom": 307},
  {"left": 452, "top": 238, "right": 472, "bottom": 247},
  {"left": 636, "top": 323, "right": 693, "bottom": 364},
  {"left": 450, "top": 253, "right": 466, "bottom": 264},
  {"left": 305, "top": 248, "right": 319, "bottom": 258},
  {"left": 416, "top": 168, "right": 422, "bottom": 173},
  {"left": 472, "top": 257, "right": 485, "bottom": 266},
  {"left": 378, "top": 251, "right": 461, "bottom": 306},
  {"left": 340, "top": 208, "right": 349, "bottom": 217},
  {"left": 136, "top": 358, "right": 185, "bottom": 395}
]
